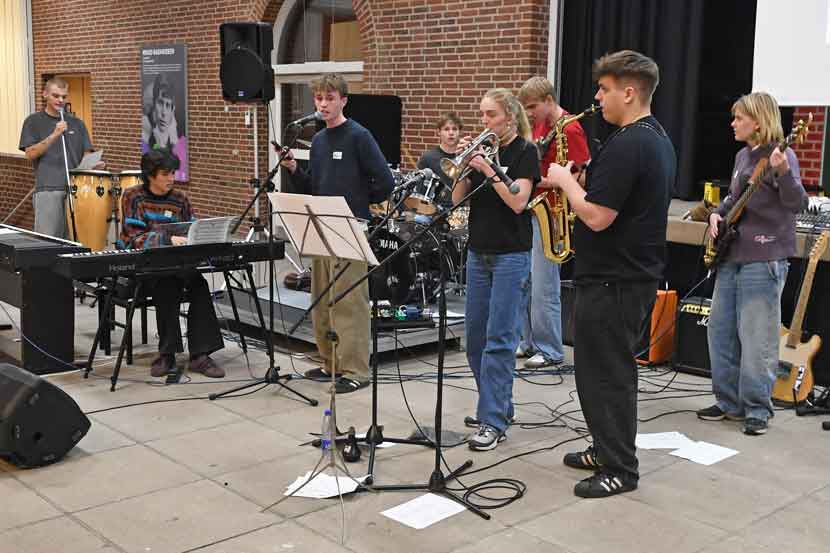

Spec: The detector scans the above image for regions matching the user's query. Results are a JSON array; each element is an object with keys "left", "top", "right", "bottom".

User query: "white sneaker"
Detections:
[
  {"left": 468, "top": 425, "right": 504, "bottom": 451},
  {"left": 524, "top": 353, "right": 563, "bottom": 369},
  {"left": 515, "top": 346, "right": 532, "bottom": 359}
]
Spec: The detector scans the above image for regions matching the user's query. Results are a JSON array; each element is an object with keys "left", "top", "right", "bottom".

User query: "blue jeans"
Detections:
[
  {"left": 465, "top": 250, "right": 531, "bottom": 432},
  {"left": 707, "top": 260, "right": 789, "bottom": 421},
  {"left": 519, "top": 217, "right": 564, "bottom": 362}
]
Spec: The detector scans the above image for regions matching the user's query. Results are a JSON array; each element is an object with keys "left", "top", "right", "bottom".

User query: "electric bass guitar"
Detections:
[
  {"left": 704, "top": 114, "right": 812, "bottom": 269},
  {"left": 772, "top": 230, "right": 829, "bottom": 405}
]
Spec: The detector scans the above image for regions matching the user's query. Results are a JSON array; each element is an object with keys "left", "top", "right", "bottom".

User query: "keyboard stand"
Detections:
[{"left": 83, "top": 263, "right": 264, "bottom": 391}]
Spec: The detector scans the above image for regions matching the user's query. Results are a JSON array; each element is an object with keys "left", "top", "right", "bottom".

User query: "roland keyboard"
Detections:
[{"left": 52, "top": 240, "right": 285, "bottom": 280}]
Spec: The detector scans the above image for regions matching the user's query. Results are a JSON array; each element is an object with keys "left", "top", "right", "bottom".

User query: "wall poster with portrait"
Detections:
[{"left": 140, "top": 44, "right": 189, "bottom": 181}]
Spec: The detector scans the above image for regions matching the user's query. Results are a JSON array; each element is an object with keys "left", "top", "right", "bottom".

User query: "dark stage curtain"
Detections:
[{"left": 560, "top": 0, "right": 705, "bottom": 199}]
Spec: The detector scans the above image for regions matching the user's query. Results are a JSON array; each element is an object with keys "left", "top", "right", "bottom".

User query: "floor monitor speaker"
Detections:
[{"left": 0, "top": 363, "right": 90, "bottom": 467}]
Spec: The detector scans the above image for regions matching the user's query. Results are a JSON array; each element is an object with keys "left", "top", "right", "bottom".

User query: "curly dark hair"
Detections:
[{"left": 140, "top": 147, "right": 180, "bottom": 186}]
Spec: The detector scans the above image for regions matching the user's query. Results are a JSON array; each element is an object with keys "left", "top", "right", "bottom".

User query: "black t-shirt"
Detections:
[
  {"left": 467, "top": 136, "right": 539, "bottom": 254},
  {"left": 417, "top": 146, "right": 455, "bottom": 205},
  {"left": 573, "top": 115, "right": 676, "bottom": 283}
]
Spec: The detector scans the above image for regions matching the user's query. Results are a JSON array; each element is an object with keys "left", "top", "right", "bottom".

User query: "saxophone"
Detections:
[{"left": 526, "top": 104, "right": 599, "bottom": 263}]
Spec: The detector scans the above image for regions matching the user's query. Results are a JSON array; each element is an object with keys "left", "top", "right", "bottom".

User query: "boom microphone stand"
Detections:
[
  {"left": 58, "top": 108, "right": 79, "bottom": 242},
  {"left": 209, "top": 131, "right": 316, "bottom": 406}
]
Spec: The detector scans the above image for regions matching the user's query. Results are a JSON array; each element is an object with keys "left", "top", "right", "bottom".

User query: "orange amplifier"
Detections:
[{"left": 636, "top": 289, "right": 678, "bottom": 365}]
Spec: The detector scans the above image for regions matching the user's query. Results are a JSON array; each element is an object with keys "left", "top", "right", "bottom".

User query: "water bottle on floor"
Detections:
[{"left": 320, "top": 409, "right": 332, "bottom": 450}]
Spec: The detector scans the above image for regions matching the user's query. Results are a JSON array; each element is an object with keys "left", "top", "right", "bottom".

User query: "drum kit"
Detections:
[
  {"left": 368, "top": 168, "right": 468, "bottom": 305},
  {"left": 66, "top": 169, "right": 143, "bottom": 251}
]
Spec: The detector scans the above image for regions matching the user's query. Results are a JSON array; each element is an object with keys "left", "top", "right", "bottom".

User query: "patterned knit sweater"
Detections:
[{"left": 119, "top": 185, "right": 195, "bottom": 249}]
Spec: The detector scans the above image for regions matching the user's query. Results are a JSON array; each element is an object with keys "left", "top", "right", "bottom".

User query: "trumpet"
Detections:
[{"left": 440, "top": 129, "right": 500, "bottom": 183}]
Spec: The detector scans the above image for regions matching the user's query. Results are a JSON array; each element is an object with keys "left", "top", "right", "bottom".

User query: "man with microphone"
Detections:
[
  {"left": 19, "top": 77, "right": 102, "bottom": 238},
  {"left": 279, "top": 73, "right": 395, "bottom": 394}
]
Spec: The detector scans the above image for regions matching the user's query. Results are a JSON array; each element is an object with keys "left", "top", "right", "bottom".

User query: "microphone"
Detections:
[
  {"left": 288, "top": 111, "right": 322, "bottom": 127},
  {"left": 394, "top": 168, "right": 433, "bottom": 193},
  {"left": 486, "top": 159, "right": 520, "bottom": 194},
  {"left": 58, "top": 107, "right": 64, "bottom": 120}
]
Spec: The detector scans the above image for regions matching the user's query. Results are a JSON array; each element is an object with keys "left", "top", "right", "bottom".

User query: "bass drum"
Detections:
[
  {"left": 368, "top": 227, "right": 415, "bottom": 305},
  {"left": 384, "top": 220, "right": 464, "bottom": 303}
]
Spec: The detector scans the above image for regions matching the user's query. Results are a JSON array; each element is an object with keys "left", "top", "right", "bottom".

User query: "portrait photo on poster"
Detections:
[{"left": 140, "top": 44, "right": 189, "bottom": 181}]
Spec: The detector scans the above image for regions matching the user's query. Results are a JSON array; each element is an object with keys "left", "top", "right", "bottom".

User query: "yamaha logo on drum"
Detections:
[{"left": 377, "top": 239, "right": 398, "bottom": 251}]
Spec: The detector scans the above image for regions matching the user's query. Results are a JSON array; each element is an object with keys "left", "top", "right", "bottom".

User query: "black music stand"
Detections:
[
  {"left": 260, "top": 193, "right": 378, "bottom": 522},
  {"left": 331, "top": 178, "right": 495, "bottom": 520}
]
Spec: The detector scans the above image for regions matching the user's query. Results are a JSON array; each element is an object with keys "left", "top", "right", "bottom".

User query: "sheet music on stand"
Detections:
[
  {"left": 268, "top": 193, "right": 378, "bottom": 265},
  {"left": 186, "top": 216, "right": 240, "bottom": 244},
  {"left": 150, "top": 216, "right": 241, "bottom": 248}
]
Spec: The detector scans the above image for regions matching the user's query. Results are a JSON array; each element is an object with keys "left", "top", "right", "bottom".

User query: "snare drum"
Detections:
[
  {"left": 67, "top": 170, "right": 114, "bottom": 251},
  {"left": 403, "top": 173, "right": 440, "bottom": 215}
]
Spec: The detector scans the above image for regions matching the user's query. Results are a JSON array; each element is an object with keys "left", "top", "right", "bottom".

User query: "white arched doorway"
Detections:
[{"left": 268, "top": 0, "right": 365, "bottom": 189}]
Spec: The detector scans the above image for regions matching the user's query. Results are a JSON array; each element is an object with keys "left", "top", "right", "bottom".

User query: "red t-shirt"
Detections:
[{"left": 534, "top": 112, "right": 591, "bottom": 175}]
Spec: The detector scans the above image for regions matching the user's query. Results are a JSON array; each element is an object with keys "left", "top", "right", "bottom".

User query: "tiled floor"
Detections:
[{"left": 1, "top": 297, "right": 828, "bottom": 553}]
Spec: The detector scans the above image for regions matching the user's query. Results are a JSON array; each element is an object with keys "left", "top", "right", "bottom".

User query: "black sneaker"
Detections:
[
  {"left": 563, "top": 445, "right": 603, "bottom": 471},
  {"left": 743, "top": 417, "right": 768, "bottom": 435},
  {"left": 696, "top": 404, "right": 726, "bottom": 421},
  {"left": 335, "top": 376, "right": 370, "bottom": 394},
  {"left": 574, "top": 471, "right": 638, "bottom": 498},
  {"left": 464, "top": 415, "right": 515, "bottom": 428}
]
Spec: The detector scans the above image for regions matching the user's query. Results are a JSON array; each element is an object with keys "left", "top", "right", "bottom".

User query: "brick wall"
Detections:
[
  {"left": 0, "top": 0, "right": 285, "bottom": 231},
  {"left": 0, "top": 0, "right": 551, "bottom": 232},
  {"left": 356, "top": 0, "right": 549, "bottom": 169},
  {"left": 791, "top": 106, "right": 825, "bottom": 194},
  {"left": 0, "top": 156, "right": 35, "bottom": 228}
]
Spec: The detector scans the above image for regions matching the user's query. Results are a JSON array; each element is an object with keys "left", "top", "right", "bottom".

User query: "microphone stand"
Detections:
[
  {"left": 58, "top": 109, "right": 79, "bottom": 241},
  {"left": 209, "top": 127, "right": 317, "bottom": 406},
  {"left": 332, "top": 176, "right": 494, "bottom": 520}
]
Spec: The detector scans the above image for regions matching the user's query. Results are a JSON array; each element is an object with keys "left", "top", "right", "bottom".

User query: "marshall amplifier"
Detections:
[{"left": 673, "top": 296, "right": 712, "bottom": 377}]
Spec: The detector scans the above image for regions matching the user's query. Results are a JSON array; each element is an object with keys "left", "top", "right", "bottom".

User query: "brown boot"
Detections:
[
  {"left": 150, "top": 354, "right": 175, "bottom": 378},
  {"left": 188, "top": 354, "right": 225, "bottom": 378}
]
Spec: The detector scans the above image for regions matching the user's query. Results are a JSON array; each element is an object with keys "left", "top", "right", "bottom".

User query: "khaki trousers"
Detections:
[{"left": 310, "top": 258, "right": 370, "bottom": 380}]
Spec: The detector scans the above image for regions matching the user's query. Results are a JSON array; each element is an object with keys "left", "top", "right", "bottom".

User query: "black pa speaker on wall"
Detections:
[
  {"left": 0, "top": 363, "right": 90, "bottom": 467},
  {"left": 219, "top": 22, "right": 275, "bottom": 103}
]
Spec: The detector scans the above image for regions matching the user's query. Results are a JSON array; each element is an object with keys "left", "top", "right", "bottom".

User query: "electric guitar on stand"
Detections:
[{"left": 772, "top": 231, "right": 830, "bottom": 405}]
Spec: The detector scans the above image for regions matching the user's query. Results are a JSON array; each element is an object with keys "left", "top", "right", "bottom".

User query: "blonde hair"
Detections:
[
  {"left": 483, "top": 88, "right": 532, "bottom": 142},
  {"left": 732, "top": 92, "right": 784, "bottom": 145},
  {"left": 309, "top": 73, "right": 348, "bottom": 97},
  {"left": 517, "top": 76, "right": 556, "bottom": 104},
  {"left": 43, "top": 77, "right": 68, "bottom": 91}
]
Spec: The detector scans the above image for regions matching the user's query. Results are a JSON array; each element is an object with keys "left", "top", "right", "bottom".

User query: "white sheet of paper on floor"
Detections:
[
  {"left": 284, "top": 470, "right": 367, "bottom": 498},
  {"left": 355, "top": 433, "right": 397, "bottom": 448},
  {"left": 433, "top": 309, "right": 464, "bottom": 319},
  {"left": 380, "top": 493, "right": 467, "bottom": 530},
  {"left": 669, "top": 441, "right": 739, "bottom": 466},
  {"left": 635, "top": 431, "right": 697, "bottom": 450}
]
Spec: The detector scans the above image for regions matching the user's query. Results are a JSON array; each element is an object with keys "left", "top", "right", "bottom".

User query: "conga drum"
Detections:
[
  {"left": 116, "top": 170, "right": 143, "bottom": 232},
  {"left": 67, "top": 170, "right": 114, "bottom": 251}
]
